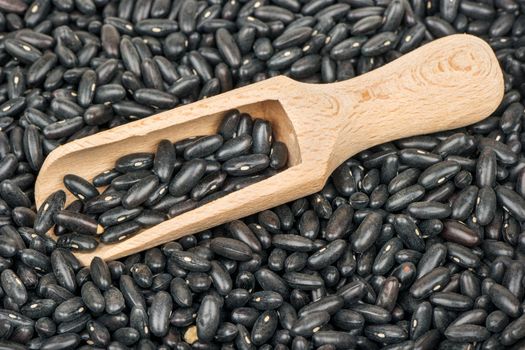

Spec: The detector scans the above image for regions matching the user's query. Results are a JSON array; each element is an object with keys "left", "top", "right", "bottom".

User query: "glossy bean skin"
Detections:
[
  {"left": 488, "top": 283, "right": 521, "bottom": 318},
  {"left": 351, "top": 211, "right": 382, "bottom": 253},
  {"left": 34, "top": 190, "right": 66, "bottom": 235},
  {"left": 53, "top": 210, "right": 103, "bottom": 236},
  {"left": 122, "top": 175, "right": 160, "bottom": 209},
  {"left": 63, "top": 174, "right": 99, "bottom": 201},
  {"left": 168, "top": 159, "right": 207, "bottom": 197},
  {"left": 441, "top": 220, "right": 481, "bottom": 247},
  {"left": 410, "top": 267, "right": 450, "bottom": 299}
]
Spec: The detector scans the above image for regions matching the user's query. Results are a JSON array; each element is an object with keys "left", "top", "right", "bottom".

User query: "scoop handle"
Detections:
[{"left": 320, "top": 34, "right": 504, "bottom": 170}]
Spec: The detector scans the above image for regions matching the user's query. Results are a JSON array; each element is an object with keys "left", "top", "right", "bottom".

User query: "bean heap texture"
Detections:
[
  {"left": 0, "top": 0, "right": 523, "bottom": 349},
  {"left": 37, "top": 109, "right": 288, "bottom": 250}
]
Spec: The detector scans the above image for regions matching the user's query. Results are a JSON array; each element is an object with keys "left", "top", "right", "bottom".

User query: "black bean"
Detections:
[
  {"left": 215, "top": 135, "right": 252, "bottom": 162},
  {"left": 150, "top": 140, "right": 176, "bottom": 184},
  {"left": 208, "top": 260, "right": 232, "bottom": 296},
  {"left": 385, "top": 184, "right": 425, "bottom": 211},
  {"left": 84, "top": 190, "right": 125, "bottom": 214},
  {"left": 447, "top": 242, "right": 479, "bottom": 268},
  {"left": 0, "top": 269, "right": 27, "bottom": 305},
  {"left": 40, "top": 334, "right": 80, "bottom": 350},
  {"left": 365, "top": 324, "right": 407, "bottom": 344},
  {"left": 289, "top": 54, "right": 321, "bottom": 78},
  {"left": 25, "top": 53, "right": 57, "bottom": 89},
  {"left": 419, "top": 161, "right": 461, "bottom": 189},
  {"left": 477, "top": 147, "right": 497, "bottom": 187},
  {"left": 100, "top": 221, "right": 141, "bottom": 243},
  {"left": 371, "top": 237, "right": 402, "bottom": 276},
  {"left": 81, "top": 281, "right": 104, "bottom": 314},
  {"left": 351, "top": 15, "right": 382, "bottom": 35},
  {"left": 98, "top": 206, "right": 142, "bottom": 228},
  {"left": 184, "top": 135, "right": 224, "bottom": 160},
  {"left": 439, "top": 0, "right": 459, "bottom": 22},
  {"left": 57, "top": 233, "right": 98, "bottom": 251},
  {"left": 250, "top": 290, "right": 283, "bottom": 310},
  {"left": 222, "top": 154, "right": 270, "bottom": 176},
  {"left": 210, "top": 237, "right": 253, "bottom": 262},
  {"left": 444, "top": 324, "right": 490, "bottom": 343},
  {"left": 421, "top": 180, "right": 452, "bottom": 203},
  {"left": 224, "top": 221, "right": 261, "bottom": 254},
  {"left": 351, "top": 211, "right": 382, "bottom": 253},
  {"left": 5, "top": 39, "right": 42, "bottom": 63},
  {"left": 393, "top": 214, "right": 425, "bottom": 251},
  {"left": 289, "top": 310, "right": 329, "bottom": 337},
  {"left": 425, "top": 16, "right": 456, "bottom": 37},
  {"left": 134, "top": 19, "right": 178, "bottom": 37},
  {"left": 94, "top": 84, "right": 126, "bottom": 104},
  {"left": 115, "top": 154, "right": 154, "bottom": 174},
  {"left": 196, "top": 294, "right": 220, "bottom": 341},
  {"left": 454, "top": 169, "right": 473, "bottom": 189},
  {"left": 325, "top": 203, "right": 352, "bottom": 241},
  {"left": 430, "top": 292, "right": 473, "bottom": 311},
  {"left": 188, "top": 51, "right": 213, "bottom": 81},
  {"left": 312, "top": 331, "right": 356, "bottom": 349},
  {"left": 168, "top": 158, "right": 207, "bottom": 197},
  {"left": 214, "top": 28, "right": 241, "bottom": 69},
  {"left": 34, "top": 190, "right": 65, "bottom": 235},
  {"left": 249, "top": 119, "right": 272, "bottom": 153},
  {"left": 145, "top": 291, "right": 171, "bottom": 338},
  {"left": 122, "top": 175, "right": 159, "bottom": 209},
  {"left": 307, "top": 239, "right": 346, "bottom": 270},
  {"left": 266, "top": 47, "right": 302, "bottom": 70},
  {"left": 64, "top": 174, "right": 99, "bottom": 201},
  {"left": 134, "top": 88, "right": 178, "bottom": 109},
  {"left": 388, "top": 168, "right": 420, "bottom": 193},
  {"left": 166, "top": 198, "right": 197, "bottom": 217},
  {"left": 441, "top": 219, "right": 480, "bottom": 247},
  {"left": 333, "top": 309, "right": 365, "bottom": 331},
  {"left": 479, "top": 138, "right": 518, "bottom": 165},
  {"left": 43, "top": 117, "right": 84, "bottom": 139},
  {"left": 460, "top": 0, "right": 495, "bottom": 20},
  {"left": 50, "top": 249, "right": 76, "bottom": 293},
  {"left": 361, "top": 32, "right": 398, "bottom": 56},
  {"left": 410, "top": 266, "right": 450, "bottom": 299},
  {"left": 486, "top": 310, "right": 509, "bottom": 333},
  {"left": 139, "top": 58, "right": 163, "bottom": 91},
  {"left": 152, "top": 56, "right": 179, "bottom": 85},
  {"left": 407, "top": 201, "right": 451, "bottom": 219},
  {"left": 488, "top": 283, "right": 520, "bottom": 317},
  {"left": 140, "top": 181, "right": 167, "bottom": 206},
  {"left": 54, "top": 210, "right": 103, "bottom": 236},
  {"left": 103, "top": 286, "right": 125, "bottom": 315},
  {"left": 283, "top": 271, "right": 324, "bottom": 290},
  {"left": 0, "top": 180, "right": 30, "bottom": 208},
  {"left": 408, "top": 301, "right": 432, "bottom": 340},
  {"left": 82, "top": 104, "right": 112, "bottom": 126},
  {"left": 495, "top": 185, "right": 525, "bottom": 221},
  {"left": 115, "top": 36, "right": 141, "bottom": 77}
]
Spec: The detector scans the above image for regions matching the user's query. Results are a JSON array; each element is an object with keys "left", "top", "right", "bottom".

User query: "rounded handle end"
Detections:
[
  {"left": 325, "top": 34, "right": 504, "bottom": 169},
  {"left": 416, "top": 34, "right": 504, "bottom": 120}
]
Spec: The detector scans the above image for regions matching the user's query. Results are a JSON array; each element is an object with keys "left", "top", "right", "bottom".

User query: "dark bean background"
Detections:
[{"left": 0, "top": 0, "right": 523, "bottom": 349}]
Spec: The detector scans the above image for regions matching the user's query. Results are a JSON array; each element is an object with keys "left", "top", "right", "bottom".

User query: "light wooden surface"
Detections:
[{"left": 34, "top": 34, "right": 504, "bottom": 265}]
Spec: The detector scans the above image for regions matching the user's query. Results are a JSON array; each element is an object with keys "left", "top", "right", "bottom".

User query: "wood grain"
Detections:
[{"left": 34, "top": 34, "right": 503, "bottom": 265}]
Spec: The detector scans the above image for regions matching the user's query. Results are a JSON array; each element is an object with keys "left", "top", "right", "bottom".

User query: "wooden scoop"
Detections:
[{"left": 35, "top": 34, "right": 503, "bottom": 265}]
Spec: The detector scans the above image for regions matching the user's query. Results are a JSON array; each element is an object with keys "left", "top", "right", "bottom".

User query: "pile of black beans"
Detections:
[
  {"left": 0, "top": 0, "right": 525, "bottom": 349},
  {"left": 35, "top": 109, "right": 287, "bottom": 251}
]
